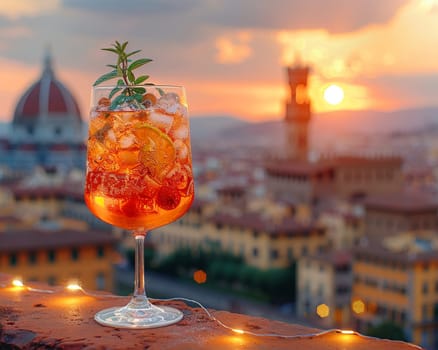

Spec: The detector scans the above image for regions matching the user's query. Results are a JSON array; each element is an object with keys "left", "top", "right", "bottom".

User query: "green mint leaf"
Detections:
[
  {"left": 110, "top": 94, "right": 126, "bottom": 109},
  {"left": 128, "top": 58, "right": 152, "bottom": 71},
  {"left": 133, "top": 94, "right": 144, "bottom": 103},
  {"left": 102, "top": 48, "right": 118, "bottom": 54},
  {"left": 127, "top": 70, "right": 135, "bottom": 83},
  {"left": 126, "top": 50, "right": 142, "bottom": 58},
  {"left": 133, "top": 87, "right": 146, "bottom": 94},
  {"left": 134, "top": 75, "right": 149, "bottom": 84},
  {"left": 93, "top": 70, "right": 118, "bottom": 86},
  {"left": 109, "top": 87, "right": 121, "bottom": 99},
  {"left": 97, "top": 41, "right": 155, "bottom": 109}
]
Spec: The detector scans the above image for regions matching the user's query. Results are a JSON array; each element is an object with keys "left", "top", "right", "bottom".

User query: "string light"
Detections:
[
  {"left": 12, "top": 278, "right": 24, "bottom": 287},
  {"left": 66, "top": 283, "right": 83, "bottom": 292},
  {"left": 10, "top": 278, "right": 54, "bottom": 293},
  {"left": 1, "top": 277, "right": 423, "bottom": 349}
]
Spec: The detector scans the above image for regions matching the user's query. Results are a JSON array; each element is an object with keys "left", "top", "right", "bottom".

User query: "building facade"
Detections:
[
  {"left": 0, "top": 227, "right": 118, "bottom": 291},
  {"left": 352, "top": 232, "right": 438, "bottom": 350},
  {"left": 297, "top": 250, "right": 352, "bottom": 328},
  {"left": 364, "top": 191, "right": 438, "bottom": 237}
]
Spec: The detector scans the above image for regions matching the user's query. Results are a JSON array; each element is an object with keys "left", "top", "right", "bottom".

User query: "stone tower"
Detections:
[{"left": 284, "top": 64, "right": 311, "bottom": 161}]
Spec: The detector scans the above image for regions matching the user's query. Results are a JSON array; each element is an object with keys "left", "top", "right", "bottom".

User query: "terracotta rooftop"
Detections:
[
  {"left": 10, "top": 182, "right": 84, "bottom": 201},
  {"left": 210, "top": 212, "right": 324, "bottom": 237},
  {"left": 306, "top": 250, "right": 352, "bottom": 267},
  {"left": 265, "top": 161, "right": 330, "bottom": 176},
  {"left": 0, "top": 273, "right": 420, "bottom": 349},
  {"left": 0, "top": 229, "right": 117, "bottom": 252},
  {"left": 354, "top": 233, "right": 438, "bottom": 265},
  {"left": 364, "top": 191, "right": 438, "bottom": 213},
  {"left": 325, "top": 155, "right": 402, "bottom": 166},
  {"left": 265, "top": 155, "right": 402, "bottom": 177}
]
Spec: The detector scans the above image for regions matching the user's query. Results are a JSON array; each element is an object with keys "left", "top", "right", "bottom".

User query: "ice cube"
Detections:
[
  {"left": 165, "top": 163, "right": 192, "bottom": 192},
  {"left": 169, "top": 114, "right": 189, "bottom": 140},
  {"left": 172, "top": 125, "right": 189, "bottom": 140},
  {"left": 177, "top": 104, "right": 188, "bottom": 118},
  {"left": 119, "top": 133, "right": 135, "bottom": 148},
  {"left": 148, "top": 111, "right": 174, "bottom": 133},
  {"left": 156, "top": 93, "right": 181, "bottom": 115},
  {"left": 106, "top": 129, "right": 116, "bottom": 142},
  {"left": 174, "top": 139, "right": 189, "bottom": 160}
]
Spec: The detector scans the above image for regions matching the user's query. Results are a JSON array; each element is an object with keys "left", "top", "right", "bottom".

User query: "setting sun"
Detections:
[{"left": 323, "top": 84, "right": 344, "bottom": 105}]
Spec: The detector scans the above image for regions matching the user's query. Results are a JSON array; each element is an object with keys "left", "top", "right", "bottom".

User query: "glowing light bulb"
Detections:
[
  {"left": 340, "top": 330, "right": 355, "bottom": 335},
  {"left": 232, "top": 328, "right": 245, "bottom": 334},
  {"left": 66, "top": 283, "right": 82, "bottom": 291},
  {"left": 12, "top": 279, "right": 24, "bottom": 287}
]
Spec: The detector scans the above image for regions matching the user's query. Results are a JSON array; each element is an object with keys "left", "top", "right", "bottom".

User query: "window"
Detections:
[
  {"left": 270, "top": 249, "right": 279, "bottom": 260},
  {"left": 252, "top": 247, "right": 259, "bottom": 257},
  {"left": 71, "top": 247, "right": 79, "bottom": 261},
  {"left": 287, "top": 248, "right": 294, "bottom": 262},
  {"left": 9, "top": 253, "right": 18, "bottom": 266},
  {"left": 423, "top": 282, "right": 429, "bottom": 294},
  {"left": 434, "top": 303, "right": 438, "bottom": 321},
  {"left": 422, "top": 304, "right": 429, "bottom": 321},
  {"left": 318, "top": 284, "right": 324, "bottom": 298},
  {"left": 301, "top": 245, "right": 308, "bottom": 256},
  {"left": 96, "top": 272, "right": 105, "bottom": 290},
  {"left": 47, "top": 249, "right": 56, "bottom": 263},
  {"left": 28, "top": 251, "right": 37, "bottom": 265},
  {"left": 96, "top": 245, "right": 105, "bottom": 258}
]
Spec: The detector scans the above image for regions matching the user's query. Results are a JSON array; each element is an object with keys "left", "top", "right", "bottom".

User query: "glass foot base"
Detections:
[{"left": 94, "top": 303, "right": 184, "bottom": 329}]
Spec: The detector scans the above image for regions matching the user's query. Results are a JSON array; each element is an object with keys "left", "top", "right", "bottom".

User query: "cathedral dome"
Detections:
[{"left": 12, "top": 52, "right": 82, "bottom": 127}]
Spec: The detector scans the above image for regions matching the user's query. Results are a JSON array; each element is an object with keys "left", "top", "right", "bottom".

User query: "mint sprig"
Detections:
[{"left": 93, "top": 41, "right": 153, "bottom": 109}]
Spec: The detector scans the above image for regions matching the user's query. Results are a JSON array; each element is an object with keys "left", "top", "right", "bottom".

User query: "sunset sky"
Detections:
[{"left": 0, "top": 0, "right": 437, "bottom": 122}]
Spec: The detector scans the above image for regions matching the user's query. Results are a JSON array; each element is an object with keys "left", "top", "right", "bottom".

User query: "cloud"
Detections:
[
  {"left": 206, "top": 0, "right": 407, "bottom": 33},
  {"left": 61, "top": 0, "right": 200, "bottom": 15},
  {"left": 0, "top": 0, "right": 59, "bottom": 20},
  {"left": 215, "top": 32, "right": 252, "bottom": 64}
]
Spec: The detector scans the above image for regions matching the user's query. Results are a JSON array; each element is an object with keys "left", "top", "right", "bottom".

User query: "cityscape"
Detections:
[
  {"left": 1, "top": 48, "right": 438, "bottom": 349},
  {"left": 1, "top": 1, "right": 438, "bottom": 349}
]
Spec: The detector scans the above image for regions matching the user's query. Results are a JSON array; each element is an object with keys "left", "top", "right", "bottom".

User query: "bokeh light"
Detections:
[{"left": 193, "top": 269, "right": 207, "bottom": 284}]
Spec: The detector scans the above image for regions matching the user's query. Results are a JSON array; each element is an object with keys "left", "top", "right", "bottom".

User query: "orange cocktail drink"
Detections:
[{"left": 85, "top": 91, "right": 194, "bottom": 231}]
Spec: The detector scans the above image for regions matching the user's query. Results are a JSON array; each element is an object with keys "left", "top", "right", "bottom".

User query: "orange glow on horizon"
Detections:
[{"left": 1, "top": 0, "right": 438, "bottom": 124}]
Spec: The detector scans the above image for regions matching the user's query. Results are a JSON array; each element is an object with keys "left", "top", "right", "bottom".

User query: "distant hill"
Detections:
[
  {"left": 190, "top": 115, "right": 247, "bottom": 140},
  {"left": 313, "top": 106, "right": 438, "bottom": 135},
  {"left": 190, "top": 106, "right": 438, "bottom": 150}
]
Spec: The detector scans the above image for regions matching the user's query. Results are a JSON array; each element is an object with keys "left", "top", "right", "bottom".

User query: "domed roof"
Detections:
[{"left": 12, "top": 52, "right": 82, "bottom": 126}]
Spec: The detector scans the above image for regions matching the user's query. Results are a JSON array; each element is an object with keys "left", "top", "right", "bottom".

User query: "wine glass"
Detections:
[{"left": 84, "top": 85, "right": 194, "bottom": 328}]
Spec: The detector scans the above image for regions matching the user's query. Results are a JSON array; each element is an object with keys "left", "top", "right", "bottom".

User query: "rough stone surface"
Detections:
[{"left": 0, "top": 274, "right": 421, "bottom": 349}]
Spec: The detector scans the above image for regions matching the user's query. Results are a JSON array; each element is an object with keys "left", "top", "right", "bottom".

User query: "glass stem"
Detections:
[{"left": 129, "top": 231, "right": 150, "bottom": 309}]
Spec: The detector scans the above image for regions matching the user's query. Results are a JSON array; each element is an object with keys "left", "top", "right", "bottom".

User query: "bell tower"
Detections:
[{"left": 285, "top": 64, "right": 311, "bottom": 161}]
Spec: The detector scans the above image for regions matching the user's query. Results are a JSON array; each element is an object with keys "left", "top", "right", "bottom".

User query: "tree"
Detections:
[{"left": 366, "top": 321, "right": 407, "bottom": 341}]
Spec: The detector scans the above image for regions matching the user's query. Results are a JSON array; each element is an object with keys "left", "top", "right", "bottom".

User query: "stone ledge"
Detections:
[{"left": 0, "top": 274, "right": 420, "bottom": 350}]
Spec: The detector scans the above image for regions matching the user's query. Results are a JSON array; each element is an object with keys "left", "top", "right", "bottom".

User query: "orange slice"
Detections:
[{"left": 134, "top": 123, "right": 176, "bottom": 182}]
